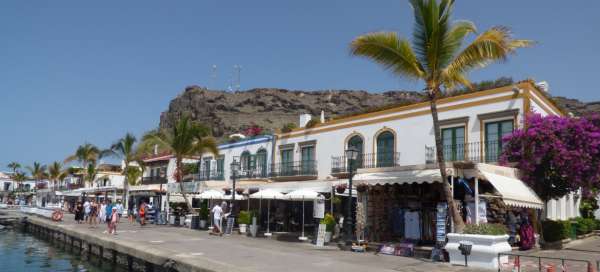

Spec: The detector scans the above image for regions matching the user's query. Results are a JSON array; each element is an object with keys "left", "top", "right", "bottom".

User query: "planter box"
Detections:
[
  {"left": 540, "top": 238, "right": 571, "bottom": 250},
  {"left": 445, "top": 233, "right": 511, "bottom": 270}
]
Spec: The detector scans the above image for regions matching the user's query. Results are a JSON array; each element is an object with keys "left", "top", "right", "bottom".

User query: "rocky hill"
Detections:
[{"left": 159, "top": 85, "right": 598, "bottom": 139}]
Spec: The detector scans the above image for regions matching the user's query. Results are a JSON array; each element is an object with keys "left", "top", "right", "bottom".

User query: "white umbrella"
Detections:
[
  {"left": 284, "top": 189, "right": 322, "bottom": 240},
  {"left": 198, "top": 190, "right": 224, "bottom": 199},
  {"left": 250, "top": 189, "right": 285, "bottom": 236},
  {"left": 221, "top": 192, "right": 247, "bottom": 200}
]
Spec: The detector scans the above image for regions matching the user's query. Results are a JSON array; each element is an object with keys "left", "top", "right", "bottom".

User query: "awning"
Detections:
[
  {"left": 285, "top": 189, "right": 323, "bottom": 201},
  {"left": 168, "top": 194, "right": 188, "bottom": 203},
  {"left": 76, "top": 186, "right": 119, "bottom": 193},
  {"left": 240, "top": 179, "right": 346, "bottom": 193},
  {"left": 129, "top": 184, "right": 165, "bottom": 196},
  {"left": 353, "top": 169, "right": 442, "bottom": 185},
  {"left": 479, "top": 171, "right": 543, "bottom": 209}
]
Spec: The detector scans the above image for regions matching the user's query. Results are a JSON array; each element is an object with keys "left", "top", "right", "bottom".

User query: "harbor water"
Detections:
[{"left": 0, "top": 228, "right": 121, "bottom": 272}]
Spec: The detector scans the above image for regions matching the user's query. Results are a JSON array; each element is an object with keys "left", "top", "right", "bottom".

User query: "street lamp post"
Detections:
[
  {"left": 344, "top": 146, "right": 359, "bottom": 244},
  {"left": 229, "top": 160, "right": 240, "bottom": 219}
]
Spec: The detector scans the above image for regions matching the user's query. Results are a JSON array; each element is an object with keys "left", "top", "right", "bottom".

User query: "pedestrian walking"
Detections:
[
  {"left": 83, "top": 198, "right": 91, "bottom": 223},
  {"left": 128, "top": 203, "right": 135, "bottom": 224},
  {"left": 139, "top": 201, "right": 146, "bottom": 226},
  {"left": 211, "top": 203, "right": 223, "bottom": 235},
  {"left": 103, "top": 200, "right": 113, "bottom": 234},
  {"left": 109, "top": 206, "right": 118, "bottom": 235},
  {"left": 115, "top": 200, "right": 124, "bottom": 222},
  {"left": 99, "top": 200, "right": 106, "bottom": 224},
  {"left": 89, "top": 199, "right": 98, "bottom": 228},
  {"left": 74, "top": 201, "right": 84, "bottom": 224}
]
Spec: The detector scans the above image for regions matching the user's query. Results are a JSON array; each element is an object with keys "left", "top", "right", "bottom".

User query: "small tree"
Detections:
[{"left": 501, "top": 113, "right": 600, "bottom": 201}]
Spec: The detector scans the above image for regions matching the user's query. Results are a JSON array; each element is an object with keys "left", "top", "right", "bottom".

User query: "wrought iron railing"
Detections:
[
  {"left": 141, "top": 176, "right": 168, "bottom": 185},
  {"left": 425, "top": 140, "right": 504, "bottom": 164},
  {"left": 193, "top": 169, "right": 225, "bottom": 181},
  {"left": 238, "top": 167, "right": 269, "bottom": 179},
  {"left": 332, "top": 152, "right": 400, "bottom": 173},
  {"left": 270, "top": 160, "right": 317, "bottom": 177}
]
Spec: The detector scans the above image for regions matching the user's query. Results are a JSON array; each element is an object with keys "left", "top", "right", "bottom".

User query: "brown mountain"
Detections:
[{"left": 159, "top": 85, "right": 598, "bottom": 139}]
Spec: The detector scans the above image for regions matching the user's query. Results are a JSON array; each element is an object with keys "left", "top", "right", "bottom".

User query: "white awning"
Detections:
[
  {"left": 168, "top": 194, "right": 188, "bottom": 203},
  {"left": 129, "top": 184, "right": 165, "bottom": 192},
  {"left": 240, "top": 179, "right": 346, "bottom": 193},
  {"left": 197, "top": 189, "right": 225, "bottom": 199},
  {"left": 285, "top": 189, "right": 323, "bottom": 201},
  {"left": 249, "top": 189, "right": 285, "bottom": 200},
  {"left": 479, "top": 171, "right": 543, "bottom": 209},
  {"left": 353, "top": 169, "right": 442, "bottom": 185}
]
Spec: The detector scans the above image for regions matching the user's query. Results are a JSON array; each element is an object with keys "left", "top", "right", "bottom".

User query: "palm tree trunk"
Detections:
[
  {"left": 123, "top": 172, "right": 129, "bottom": 211},
  {"left": 177, "top": 159, "right": 194, "bottom": 212},
  {"left": 429, "top": 93, "right": 466, "bottom": 233}
]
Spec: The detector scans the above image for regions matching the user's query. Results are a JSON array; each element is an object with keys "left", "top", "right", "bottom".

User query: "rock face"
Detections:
[
  {"left": 159, "top": 86, "right": 598, "bottom": 138},
  {"left": 159, "top": 86, "right": 425, "bottom": 138}
]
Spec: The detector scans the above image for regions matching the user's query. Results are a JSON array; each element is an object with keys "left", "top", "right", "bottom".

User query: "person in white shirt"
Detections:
[
  {"left": 211, "top": 203, "right": 223, "bottom": 234},
  {"left": 115, "top": 200, "right": 124, "bottom": 222},
  {"left": 83, "top": 199, "right": 91, "bottom": 223}
]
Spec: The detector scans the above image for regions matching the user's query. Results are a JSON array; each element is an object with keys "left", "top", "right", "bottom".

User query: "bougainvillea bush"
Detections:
[{"left": 501, "top": 113, "right": 600, "bottom": 201}]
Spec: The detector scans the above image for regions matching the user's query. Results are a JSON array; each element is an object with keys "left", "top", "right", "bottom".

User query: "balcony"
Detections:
[
  {"left": 141, "top": 176, "right": 168, "bottom": 185},
  {"left": 269, "top": 160, "right": 317, "bottom": 181},
  {"left": 331, "top": 152, "right": 401, "bottom": 175},
  {"left": 238, "top": 167, "right": 269, "bottom": 180},
  {"left": 193, "top": 169, "right": 225, "bottom": 181},
  {"left": 425, "top": 140, "right": 504, "bottom": 164}
]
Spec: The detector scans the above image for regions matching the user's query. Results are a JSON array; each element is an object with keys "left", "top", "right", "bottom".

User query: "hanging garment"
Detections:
[
  {"left": 404, "top": 211, "right": 421, "bottom": 240},
  {"left": 519, "top": 223, "right": 534, "bottom": 250},
  {"left": 467, "top": 200, "right": 488, "bottom": 224},
  {"left": 391, "top": 207, "right": 404, "bottom": 236}
]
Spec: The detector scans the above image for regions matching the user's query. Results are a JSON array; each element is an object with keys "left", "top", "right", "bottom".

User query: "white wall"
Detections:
[
  {"left": 276, "top": 90, "right": 529, "bottom": 180},
  {"left": 544, "top": 191, "right": 581, "bottom": 220}
]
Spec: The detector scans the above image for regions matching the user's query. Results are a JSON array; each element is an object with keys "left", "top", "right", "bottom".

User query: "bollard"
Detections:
[
  {"left": 513, "top": 256, "right": 520, "bottom": 272},
  {"left": 588, "top": 262, "right": 596, "bottom": 272},
  {"left": 546, "top": 264, "right": 555, "bottom": 272}
]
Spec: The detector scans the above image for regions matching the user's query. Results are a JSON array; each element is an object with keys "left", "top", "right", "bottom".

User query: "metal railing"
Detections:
[
  {"left": 193, "top": 169, "right": 225, "bottom": 181},
  {"left": 332, "top": 152, "right": 401, "bottom": 173},
  {"left": 497, "top": 252, "right": 598, "bottom": 272},
  {"left": 270, "top": 160, "right": 317, "bottom": 177},
  {"left": 141, "top": 176, "right": 168, "bottom": 185},
  {"left": 238, "top": 167, "right": 269, "bottom": 179},
  {"left": 425, "top": 140, "right": 504, "bottom": 164}
]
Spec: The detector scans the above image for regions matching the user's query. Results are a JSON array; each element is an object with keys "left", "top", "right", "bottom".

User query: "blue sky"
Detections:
[{"left": 1, "top": 1, "right": 598, "bottom": 170}]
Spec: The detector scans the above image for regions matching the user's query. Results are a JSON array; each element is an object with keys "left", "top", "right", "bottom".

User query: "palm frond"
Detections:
[
  {"left": 350, "top": 32, "right": 425, "bottom": 80},
  {"left": 444, "top": 26, "right": 534, "bottom": 77}
]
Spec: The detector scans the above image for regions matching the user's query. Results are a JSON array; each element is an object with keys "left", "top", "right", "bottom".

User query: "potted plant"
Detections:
[
  {"left": 356, "top": 183, "right": 368, "bottom": 193},
  {"left": 249, "top": 210, "right": 259, "bottom": 237},
  {"left": 238, "top": 210, "right": 251, "bottom": 234},
  {"left": 198, "top": 202, "right": 209, "bottom": 229},
  {"left": 320, "top": 213, "right": 336, "bottom": 243},
  {"left": 445, "top": 224, "right": 511, "bottom": 270},
  {"left": 335, "top": 184, "right": 347, "bottom": 194}
]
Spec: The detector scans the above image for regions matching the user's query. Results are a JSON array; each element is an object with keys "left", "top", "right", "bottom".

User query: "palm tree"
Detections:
[
  {"left": 64, "top": 143, "right": 103, "bottom": 188},
  {"left": 141, "top": 117, "right": 218, "bottom": 211},
  {"left": 125, "top": 167, "right": 142, "bottom": 187},
  {"left": 350, "top": 0, "right": 532, "bottom": 232},
  {"left": 13, "top": 172, "right": 27, "bottom": 192},
  {"left": 85, "top": 163, "right": 98, "bottom": 188},
  {"left": 7, "top": 162, "right": 21, "bottom": 174},
  {"left": 106, "top": 133, "right": 137, "bottom": 210},
  {"left": 27, "top": 162, "right": 47, "bottom": 189},
  {"left": 47, "top": 161, "right": 68, "bottom": 191}
]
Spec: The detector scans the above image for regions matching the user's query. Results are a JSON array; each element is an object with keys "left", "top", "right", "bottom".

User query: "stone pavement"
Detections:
[
  {"left": 22, "top": 211, "right": 489, "bottom": 272},
  {"left": 499, "top": 237, "right": 600, "bottom": 271}
]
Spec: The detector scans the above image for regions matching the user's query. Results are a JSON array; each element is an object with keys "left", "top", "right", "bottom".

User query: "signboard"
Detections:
[
  {"left": 315, "top": 224, "right": 326, "bottom": 247},
  {"left": 313, "top": 199, "right": 325, "bottom": 219},
  {"left": 436, "top": 202, "right": 448, "bottom": 242},
  {"left": 224, "top": 217, "right": 235, "bottom": 235}
]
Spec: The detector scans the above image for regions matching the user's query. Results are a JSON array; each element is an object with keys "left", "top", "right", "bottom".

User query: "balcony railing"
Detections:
[
  {"left": 238, "top": 167, "right": 269, "bottom": 179},
  {"left": 425, "top": 140, "right": 504, "bottom": 164},
  {"left": 269, "top": 160, "right": 317, "bottom": 178},
  {"left": 142, "top": 176, "right": 168, "bottom": 185},
  {"left": 193, "top": 169, "right": 225, "bottom": 181},
  {"left": 331, "top": 152, "right": 401, "bottom": 173}
]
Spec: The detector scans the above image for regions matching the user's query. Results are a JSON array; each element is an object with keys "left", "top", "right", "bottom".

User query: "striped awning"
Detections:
[
  {"left": 479, "top": 171, "right": 543, "bottom": 209},
  {"left": 353, "top": 169, "right": 442, "bottom": 185}
]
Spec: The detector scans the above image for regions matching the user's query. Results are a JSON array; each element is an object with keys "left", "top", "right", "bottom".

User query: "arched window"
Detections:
[
  {"left": 376, "top": 130, "right": 395, "bottom": 167},
  {"left": 240, "top": 151, "right": 252, "bottom": 173},
  {"left": 256, "top": 149, "right": 268, "bottom": 177},
  {"left": 347, "top": 135, "right": 364, "bottom": 168}
]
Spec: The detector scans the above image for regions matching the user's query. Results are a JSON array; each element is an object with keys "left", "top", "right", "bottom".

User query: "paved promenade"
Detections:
[{"left": 18, "top": 211, "right": 488, "bottom": 272}]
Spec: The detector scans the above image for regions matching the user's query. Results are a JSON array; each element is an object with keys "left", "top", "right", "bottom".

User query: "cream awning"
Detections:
[
  {"left": 240, "top": 179, "right": 347, "bottom": 193},
  {"left": 479, "top": 171, "right": 543, "bottom": 209},
  {"left": 353, "top": 169, "right": 442, "bottom": 185}
]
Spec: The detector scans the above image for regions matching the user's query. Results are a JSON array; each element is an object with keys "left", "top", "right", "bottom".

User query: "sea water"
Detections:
[{"left": 0, "top": 228, "right": 118, "bottom": 272}]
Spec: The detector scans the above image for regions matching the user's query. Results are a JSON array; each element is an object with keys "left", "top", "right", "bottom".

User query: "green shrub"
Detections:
[
  {"left": 463, "top": 223, "right": 508, "bottom": 235},
  {"left": 281, "top": 123, "right": 297, "bottom": 133},
  {"left": 595, "top": 220, "right": 600, "bottom": 230},
  {"left": 305, "top": 119, "right": 319, "bottom": 128},
  {"left": 574, "top": 217, "right": 596, "bottom": 235},
  {"left": 320, "top": 213, "right": 336, "bottom": 232},
  {"left": 238, "top": 211, "right": 251, "bottom": 225},
  {"left": 542, "top": 220, "right": 571, "bottom": 242},
  {"left": 198, "top": 201, "right": 209, "bottom": 220}
]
